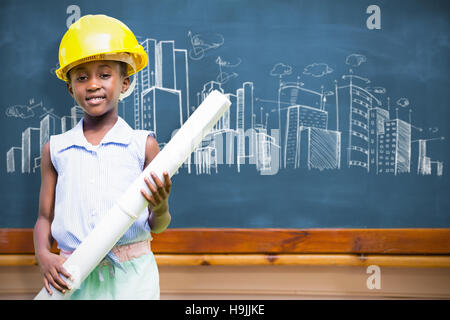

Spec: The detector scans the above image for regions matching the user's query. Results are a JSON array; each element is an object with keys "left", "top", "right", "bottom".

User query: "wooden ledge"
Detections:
[
  {"left": 1, "top": 254, "right": 450, "bottom": 268},
  {"left": 2, "top": 228, "right": 450, "bottom": 254}
]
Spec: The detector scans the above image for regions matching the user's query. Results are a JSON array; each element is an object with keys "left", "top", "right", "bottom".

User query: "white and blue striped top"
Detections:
[{"left": 49, "top": 116, "right": 156, "bottom": 256}]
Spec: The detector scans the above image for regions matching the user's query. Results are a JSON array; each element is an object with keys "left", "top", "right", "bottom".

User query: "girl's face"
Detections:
[{"left": 66, "top": 60, "right": 130, "bottom": 118}]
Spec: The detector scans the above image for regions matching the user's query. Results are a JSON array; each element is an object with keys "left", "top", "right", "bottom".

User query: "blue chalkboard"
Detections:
[{"left": 1, "top": 0, "right": 449, "bottom": 228}]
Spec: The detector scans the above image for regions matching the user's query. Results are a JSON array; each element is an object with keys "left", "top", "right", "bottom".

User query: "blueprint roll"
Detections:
[{"left": 34, "top": 90, "right": 231, "bottom": 300}]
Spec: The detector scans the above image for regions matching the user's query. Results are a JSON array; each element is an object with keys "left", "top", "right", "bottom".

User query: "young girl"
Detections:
[{"left": 33, "top": 14, "right": 172, "bottom": 299}]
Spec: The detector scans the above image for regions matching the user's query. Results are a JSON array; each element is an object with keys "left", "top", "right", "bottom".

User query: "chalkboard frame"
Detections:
[{"left": 1, "top": 228, "right": 449, "bottom": 255}]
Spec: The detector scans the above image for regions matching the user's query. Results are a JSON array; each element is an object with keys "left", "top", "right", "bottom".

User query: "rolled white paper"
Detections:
[{"left": 34, "top": 90, "right": 231, "bottom": 300}]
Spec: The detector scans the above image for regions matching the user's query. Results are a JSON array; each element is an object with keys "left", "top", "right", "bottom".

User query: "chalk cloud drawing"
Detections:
[
  {"left": 270, "top": 62, "right": 292, "bottom": 77},
  {"left": 346, "top": 53, "right": 367, "bottom": 67},
  {"left": 188, "top": 30, "right": 224, "bottom": 60},
  {"left": 303, "top": 63, "right": 334, "bottom": 78},
  {"left": 396, "top": 97, "right": 410, "bottom": 108}
]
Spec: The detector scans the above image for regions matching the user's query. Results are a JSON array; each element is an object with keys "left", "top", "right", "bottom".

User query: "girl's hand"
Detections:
[
  {"left": 36, "top": 251, "right": 72, "bottom": 295},
  {"left": 141, "top": 171, "right": 172, "bottom": 215}
]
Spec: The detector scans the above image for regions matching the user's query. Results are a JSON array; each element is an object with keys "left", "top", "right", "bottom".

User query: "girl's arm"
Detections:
[
  {"left": 34, "top": 142, "right": 57, "bottom": 260},
  {"left": 34, "top": 141, "right": 72, "bottom": 295},
  {"left": 142, "top": 135, "right": 172, "bottom": 234}
]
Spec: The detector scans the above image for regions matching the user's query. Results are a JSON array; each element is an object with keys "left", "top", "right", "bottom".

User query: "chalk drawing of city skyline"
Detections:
[{"left": 5, "top": 34, "right": 445, "bottom": 177}]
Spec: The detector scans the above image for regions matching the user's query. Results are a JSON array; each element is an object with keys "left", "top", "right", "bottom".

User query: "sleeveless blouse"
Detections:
[{"left": 49, "top": 116, "right": 156, "bottom": 258}]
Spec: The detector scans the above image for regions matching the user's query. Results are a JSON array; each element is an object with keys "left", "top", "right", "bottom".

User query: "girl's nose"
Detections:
[{"left": 87, "top": 78, "right": 101, "bottom": 91}]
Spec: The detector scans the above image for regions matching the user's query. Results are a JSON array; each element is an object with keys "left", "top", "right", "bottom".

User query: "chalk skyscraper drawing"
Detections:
[
  {"left": 4, "top": 35, "right": 444, "bottom": 177},
  {"left": 134, "top": 38, "right": 189, "bottom": 146}
]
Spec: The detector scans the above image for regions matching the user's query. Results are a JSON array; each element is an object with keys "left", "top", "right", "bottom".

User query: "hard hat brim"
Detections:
[{"left": 56, "top": 47, "right": 148, "bottom": 82}]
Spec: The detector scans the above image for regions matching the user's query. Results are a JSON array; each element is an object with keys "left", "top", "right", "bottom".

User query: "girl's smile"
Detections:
[{"left": 67, "top": 60, "right": 129, "bottom": 117}]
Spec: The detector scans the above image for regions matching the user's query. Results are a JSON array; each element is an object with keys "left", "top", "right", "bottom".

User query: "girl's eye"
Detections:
[
  {"left": 101, "top": 73, "right": 110, "bottom": 78},
  {"left": 76, "top": 75, "right": 87, "bottom": 81}
]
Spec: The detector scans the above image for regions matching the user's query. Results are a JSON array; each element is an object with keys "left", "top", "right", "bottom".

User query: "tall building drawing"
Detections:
[
  {"left": 200, "top": 81, "right": 227, "bottom": 130},
  {"left": 243, "top": 82, "right": 254, "bottom": 132},
  {"left": 298, "top": 127, "right": 341, "bottom": 171},
  {"left": 234, "top": 82, "right": 257, "bottom": 166},
  {"left": 334, "top": 75, "right": 382, "bottom": 171},
  {"left": 22, "top": 127, "right": 40, "bottom": 173},
  {"left": 141, "top": 38, "right": 157, "bottom": 91},
  {"left": 141, "top": 87, "right": 182, "bottom": 144},
  {"left": 156, "top": 41, "right": 176, "bottom": 89},
  {"left": 61, "top": 116, "right": 73, "bottom": 133},
  {"left": 377, "top": 119, "right": 411, "bottom": 175},
  {"left": 133, "top": 38, "right": 189, "bottom": 144},
  {"left": 416, "top": 139, "right": 429, "bottom": 175},
  {"left": 368, "top": 107, "right": 390, "bottom": 173},
  {"left": 411, "top": 138, "right": 443, "bottom": 176},
  {"left": 40, "top": 114, "right": 61, "bottom": 155},
  {"left": 225, "top": 93, "right": 237, "bottom": 131},
  {"left": 255, "top": 124, "right": 279, "bottom": 173},
  {"left": 6, "top": 147, "right": 21, "bottom": 173},
  {"left": 277, "top": 81, "right": 325, "bottom": 167},
  {"left": 284, "top": 105, "right": 328, "bottom": 168},
  {"left": 175, "top": 48, "right": 190, "bottom": 121},
  {"left": 236, "top": 87, "right": 245, "bottom": 167},
  {"left": 70, "top": 105, "right": 83, "bottom": 128}
]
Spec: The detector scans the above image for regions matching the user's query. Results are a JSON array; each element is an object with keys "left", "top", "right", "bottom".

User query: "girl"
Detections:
[{"left": 33, "top": 14, "right": 172, "bottom": 299}]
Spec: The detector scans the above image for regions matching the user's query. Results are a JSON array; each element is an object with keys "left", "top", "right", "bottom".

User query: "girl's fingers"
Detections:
[
  {"left": 50, "top": 268, "right": 69, "bottom": 291},
  {"left": 47, "top": 273, "right": 64, "bottom": 293},
  {"left": 58, "top": 265, "right": 72, "bottom": 281},
  {"left": 163, "top": 171, "right": 172, "bottom": 194},
  {"left": 141, "top": 189, "right": 157, "bottom": 207},
  {"left": 150, "top": 172, "right": 167, "bottom": 198},
  {"left": 145, "top": 176, "right": 162, "bottom": 202},
  {"left": 140, "top": 188, "right": 151, "bottom": 201},
  {"left": 43, "top": 277, "right": 52, "bottom": 295}
]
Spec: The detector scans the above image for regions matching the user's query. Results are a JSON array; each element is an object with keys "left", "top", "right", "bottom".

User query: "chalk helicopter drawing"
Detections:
[
  {"left": 215, "top": 56, "right": 241, "bottom": 84},
  {"left": 188, "top": 30, "right": 224, "bottom": 60},
  {"left": 5, "top": 100, "right": 43, "bottom": 119}
]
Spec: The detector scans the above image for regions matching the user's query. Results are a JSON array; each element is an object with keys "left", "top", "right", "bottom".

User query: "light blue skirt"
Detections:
[{"left": 69, "top": 252, "right": 160, "bottom": 300}]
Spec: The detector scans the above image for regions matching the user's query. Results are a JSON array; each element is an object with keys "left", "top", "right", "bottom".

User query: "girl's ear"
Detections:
[
  {"left": 121, "top": 76, "right": 131, "bottom": 93},
  {"left": 66, "top": 82, "right": 74, "bottom": 97}
]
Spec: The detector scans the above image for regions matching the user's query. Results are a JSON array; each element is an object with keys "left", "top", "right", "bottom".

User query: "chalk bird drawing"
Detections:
[{"left": 365, "top": 86, "right": 387, "bottom": 94}]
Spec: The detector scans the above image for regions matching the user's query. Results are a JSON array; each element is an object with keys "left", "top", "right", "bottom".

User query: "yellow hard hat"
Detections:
[{"left": 55, "top": 14, "right": 148, "bottom": 82}]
